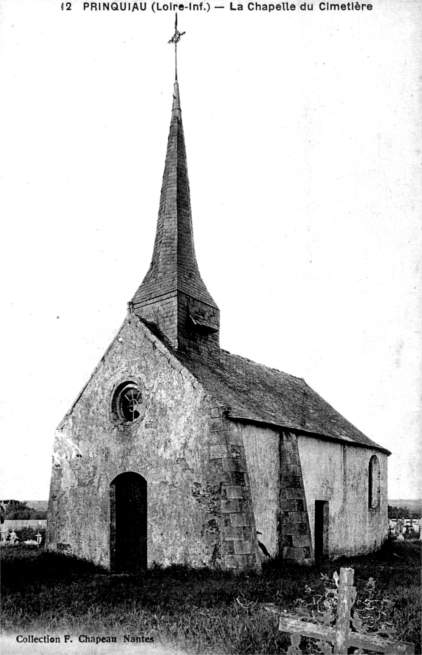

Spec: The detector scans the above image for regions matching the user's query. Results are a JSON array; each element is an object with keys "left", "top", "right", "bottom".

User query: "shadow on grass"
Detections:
[
  {"left": 2, "top": 539, "right": 420, "bottom": 587},
  {"left": 1, "top": 545, "right": 108, "bottom": 587},
  {"left": 1, "top": 540, "right": 420, "bottom": 654}
]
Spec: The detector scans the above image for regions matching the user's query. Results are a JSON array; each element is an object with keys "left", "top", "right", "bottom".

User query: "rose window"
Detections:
[{"left": 112, "top": 382, "right": 143, "bottom": 423}]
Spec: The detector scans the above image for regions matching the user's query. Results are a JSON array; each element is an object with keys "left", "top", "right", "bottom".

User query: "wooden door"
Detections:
[
  {"left": 110, "top": 472, "right": 147, "bottom": 573},
  {"left": 315, "top": 500, "right": 329, "bottom": 562}
]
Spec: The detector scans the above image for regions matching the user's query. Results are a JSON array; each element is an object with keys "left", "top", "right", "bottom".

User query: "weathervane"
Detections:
[{"left": 168, "top": 14, "right": 185, "bottom": 81}]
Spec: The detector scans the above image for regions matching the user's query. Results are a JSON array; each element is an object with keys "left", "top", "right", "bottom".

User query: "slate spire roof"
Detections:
[{"left": 131, "top": 82, "right": 218, "bottom": 311}]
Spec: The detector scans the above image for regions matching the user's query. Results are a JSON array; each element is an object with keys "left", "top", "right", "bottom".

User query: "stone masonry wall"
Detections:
[
  {"left": 298, "top": 436, "right": 388, "bottom": 558},
  {"left": 224, "top": 424, "right": 387, "bottom": 565},
  {"left": 207, "top": 414, "right": 261, "bottom": 570},
  {"left": 242, "top": 426, "right": 313, "bottom": 563},
  {"left": 278, "top": 431, "right": 313, "bottom": 563},
  {"left": 241, "top": 423, "right": 281, "bottom": 558},
  {"left": 47, "top": 316, "right": 259, "bottom": 570}
]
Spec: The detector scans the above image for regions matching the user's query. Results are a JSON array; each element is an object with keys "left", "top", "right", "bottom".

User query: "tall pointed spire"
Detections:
[{"left": 131, "top": 20, "right": 219, "bottom": 352}]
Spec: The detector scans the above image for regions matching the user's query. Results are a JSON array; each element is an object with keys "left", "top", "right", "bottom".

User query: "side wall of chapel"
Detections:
[
  {"left": 297, "top": 436, "right": 388, "bottom": 558},
  {"left": 242, "top": 427, "right": 388, "bottom": 562},
  {"left": 46, "top": 317, "right": 260, "bottom": 570}
]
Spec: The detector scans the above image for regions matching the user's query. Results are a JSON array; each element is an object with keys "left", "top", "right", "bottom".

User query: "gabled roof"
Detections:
[{"left": 173, "top": 344, "right": 390, "bottom": 454}]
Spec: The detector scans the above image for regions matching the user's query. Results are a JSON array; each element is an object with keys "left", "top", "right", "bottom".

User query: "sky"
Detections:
[{"left": 0, "top": 0, "right": 421, "bottom": 502}]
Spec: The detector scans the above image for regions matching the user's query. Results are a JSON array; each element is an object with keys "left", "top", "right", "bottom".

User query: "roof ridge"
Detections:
[
  {"left": 220, "top": 348, "right": 305, "bottom": 382},
  {"left": 176, "top": 345, "right": 389, "bottom": 455}
]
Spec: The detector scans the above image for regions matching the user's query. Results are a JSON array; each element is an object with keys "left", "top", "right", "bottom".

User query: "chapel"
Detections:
[{"left": 46, "top": 30, "right": 390, "bottom": 572}]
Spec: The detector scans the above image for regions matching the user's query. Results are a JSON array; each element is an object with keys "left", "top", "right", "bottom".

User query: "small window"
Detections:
[
  {"left": 368, "top": 455, "right": 380, "bottom": 509},
  {"left": 112, "top": 382, "right": 143, "bottom": 423},
  {"left": 233, "top": 471, "right": 246, "bottom": 486}
]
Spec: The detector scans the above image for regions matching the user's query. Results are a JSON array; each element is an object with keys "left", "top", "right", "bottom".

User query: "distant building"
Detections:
[{"left": 47, "top": 44, "right": 389, "bottom": 572}]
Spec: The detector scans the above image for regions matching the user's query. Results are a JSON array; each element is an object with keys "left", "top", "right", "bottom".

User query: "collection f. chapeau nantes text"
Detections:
[
  {"left": 15, "top": 635, "right": 154, "bottom": 645},
  {"left": 77, "top": 2, "right": 374, "bottom": 11}
]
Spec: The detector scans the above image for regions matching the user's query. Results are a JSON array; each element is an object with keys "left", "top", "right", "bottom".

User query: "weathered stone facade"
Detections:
[
  {"left": 47, "top": 316, "right": 260, "bottom": 570},
  {"left": 298, "top": 436, "right": 388, "bottom": 558},
  {"left": 47, "top": 75, "right": 390, "bottom": 571},
  {"left": 242, "top": 425, "right": 388, "bottom": 562}
]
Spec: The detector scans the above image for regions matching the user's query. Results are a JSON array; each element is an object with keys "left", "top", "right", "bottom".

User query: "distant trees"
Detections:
[
  {"left": 388, "top": 505, "right": 421, "bottom": 520},
  {"left": 3, "top": 501, "right": 47, "bottom": 520}
]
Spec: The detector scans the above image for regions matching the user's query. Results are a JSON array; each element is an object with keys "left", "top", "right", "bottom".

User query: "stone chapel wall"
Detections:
[
  {"left": 297, "top": 436, "right": 388, "bottom": 558},
  {"left": 47, "top": 317, "right": 260, "bottom": 570},
  {"left": 241, "top": 423, "right": 280, "bottom": 558},
  {"left": 240, "top": 426, "right": 388, "bottom": 563},
  {"left": 242, "top": 427, "right": 313, "bottom": 563}
]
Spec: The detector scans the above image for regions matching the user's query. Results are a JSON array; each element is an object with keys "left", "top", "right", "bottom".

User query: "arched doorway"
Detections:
[{"left": 110, "top": 472, "right": 147, "bottom": 573}]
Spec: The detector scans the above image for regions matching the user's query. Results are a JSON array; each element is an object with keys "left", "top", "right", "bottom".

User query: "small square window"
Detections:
[{"left": 233, "top": 472, "right": 246, "bottom": 486}]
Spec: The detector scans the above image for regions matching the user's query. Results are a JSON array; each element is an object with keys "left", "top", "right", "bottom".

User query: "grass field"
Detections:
[{"left": 1, "top": 540, "right": 420, "bottom": 654}]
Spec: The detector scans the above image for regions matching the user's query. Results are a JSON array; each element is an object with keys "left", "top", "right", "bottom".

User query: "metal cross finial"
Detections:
[{"left": 168, "top": 14, "right": 185, "bottom": 81}]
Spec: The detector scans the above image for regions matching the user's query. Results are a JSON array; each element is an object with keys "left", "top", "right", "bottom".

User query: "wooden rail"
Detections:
[{"left": 270, "top": 568, "right": 415, "bottom": 655}]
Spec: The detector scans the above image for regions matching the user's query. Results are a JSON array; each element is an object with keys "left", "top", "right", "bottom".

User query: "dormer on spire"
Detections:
[{"left": 130, "top": 26, "right": 219, "bottom": 352}]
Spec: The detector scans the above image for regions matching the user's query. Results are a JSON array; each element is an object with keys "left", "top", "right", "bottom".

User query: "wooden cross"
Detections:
[{"left": 274, "top": 568, "right": 414, "bottom": 655}]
